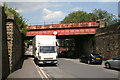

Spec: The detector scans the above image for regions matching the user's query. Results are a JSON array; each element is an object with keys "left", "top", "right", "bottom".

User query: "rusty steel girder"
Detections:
[{"left": 26, "top": 28, "right": 96, "bottom": 36}]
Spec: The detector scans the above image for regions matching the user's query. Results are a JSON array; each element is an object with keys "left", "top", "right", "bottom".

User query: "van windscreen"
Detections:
[{"left": 40, "top": 46, "right": 55, "bottom": 53}]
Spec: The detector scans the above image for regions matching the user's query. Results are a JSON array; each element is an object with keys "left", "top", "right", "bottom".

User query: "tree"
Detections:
[
  {"left": 92, "top": 9, "right": 117, "bottom": 26},
  {"left": 3, "top": 2, "right": 27, "bottom": 35},
  {"left": 61, "top": 9, "right": 117, "bottom": 26},
  {"left": 61, "top": 11, "right": 96, "bottom": 23}
]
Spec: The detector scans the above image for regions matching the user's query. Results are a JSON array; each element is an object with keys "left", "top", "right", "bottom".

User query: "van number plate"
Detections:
[{"left": 46, "top": 61, "right": 51, "bottom": 63}]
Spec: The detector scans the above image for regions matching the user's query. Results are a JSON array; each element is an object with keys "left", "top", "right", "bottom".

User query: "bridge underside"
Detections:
[
  {"left": 26, "top": 28, "right": 96, "bottom": 36},
  {"left": 56, "top": 35, "right": 95, "bottom": 58}
]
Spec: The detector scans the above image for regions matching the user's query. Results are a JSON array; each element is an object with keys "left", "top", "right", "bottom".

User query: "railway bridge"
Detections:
[
  {"left": 26, "top": 22, "right": 100, "bottom": 58},
  {"left": 26, "top": 22, "right": 99, "bottom": 36}
]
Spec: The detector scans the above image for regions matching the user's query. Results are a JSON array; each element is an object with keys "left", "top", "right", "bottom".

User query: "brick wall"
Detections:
[
  {"left": 95, "top": 22, "right": 120, "bottom": 59},
  {"left": 0, "top": 6, "right": 3, "bottom": 80},
  {"left": 6, "top": 14, "right": 23, "bottom": 72},
  {"left": 0, "top": 7, "right": 24, "bottom": 79},
  {"left": 0, "top": 7, "right": 10, "bottom": 80}
]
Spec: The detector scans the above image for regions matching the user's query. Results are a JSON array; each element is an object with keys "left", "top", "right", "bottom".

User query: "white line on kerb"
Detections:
[
  {"left": 32, "top": 59, "right": 43, "bottom": 78},
  {"left": 38, "top": 71, "right": 44, "bottom": 78},
  {"left": 39, "top": 67, "right": 49, "bottom": 79},
  {"left": 32, "top": 58, "right": 49, "bottom": 80},
  {"left": 32, "top": 59, "right": 45, "bottom": 79}
]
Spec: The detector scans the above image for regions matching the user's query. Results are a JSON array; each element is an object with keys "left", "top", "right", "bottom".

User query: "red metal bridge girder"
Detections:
[{"left": 26, "top": 28, "right": 96, "bottom": 36}]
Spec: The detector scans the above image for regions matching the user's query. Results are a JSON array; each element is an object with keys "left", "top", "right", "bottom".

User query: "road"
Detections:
[
  {"left": 7, "top": 50, "right": 119, "bottom": 80},
  {"left": 42, "top": 58, "right": 119, "bottom": 80}
]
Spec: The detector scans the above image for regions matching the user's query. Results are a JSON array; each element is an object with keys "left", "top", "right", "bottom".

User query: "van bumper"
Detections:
[{"left": 37, "top": 60, "right": 58, "bottom": 64}]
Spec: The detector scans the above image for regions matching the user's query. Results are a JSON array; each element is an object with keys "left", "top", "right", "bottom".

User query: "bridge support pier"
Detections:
[{"left": 74, "top": 35, "right": 95, "bottom": 58}]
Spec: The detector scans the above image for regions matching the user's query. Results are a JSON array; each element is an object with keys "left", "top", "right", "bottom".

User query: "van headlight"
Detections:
[{"left": 54, "top": 61, "right": 58, "bottom": 63}]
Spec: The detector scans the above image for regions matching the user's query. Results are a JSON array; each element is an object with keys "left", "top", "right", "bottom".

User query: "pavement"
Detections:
[{"left": 7, "top": 54, "right": 42, "bottom": 79}]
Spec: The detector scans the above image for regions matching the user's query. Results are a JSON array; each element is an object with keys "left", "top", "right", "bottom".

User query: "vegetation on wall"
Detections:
[
  {"left": 2, "top": 3, "right": 29, "bottom": 51},
  {"left": 3, "top": 2, "right": 27, "bottom": 36}
]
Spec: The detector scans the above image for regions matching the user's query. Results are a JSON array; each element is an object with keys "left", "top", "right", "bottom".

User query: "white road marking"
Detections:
[
  {"left": 32, "top": 58, "right": 50, "bottom": 80},
  {"left": 32, "top": 59, "right": 43, "bottom": 78},
  {"left": 39, "top": 67, "right": 49, "bottom": 79},
  {"left": 38, "top": 71, "right": 44, "bottom": 78}
]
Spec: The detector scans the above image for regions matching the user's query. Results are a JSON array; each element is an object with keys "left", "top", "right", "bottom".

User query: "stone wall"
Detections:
[
  {"left": 0, "top": 7, "right": 24, "bottom": 79},
  {"left": 95, "top": 22, "right": 120, "bottom": 59},
  {"left": 0, "top": 6, "right": 3, "bottom": 80},
  {"left": 6, "top": 14, "right": 23, "bottom": 72},
  {"left": 0, "top": 7, "right": 10, "bottom": 80}
]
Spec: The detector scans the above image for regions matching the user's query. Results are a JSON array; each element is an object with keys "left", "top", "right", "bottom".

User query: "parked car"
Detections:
[
  {"left": 80, "top": 53, "right": 103, "bottom": 65},
  {"left": 58, "top": 51, "right": 67, "bottom": 58},
  {"left": 105, "top": 56, "right": 120, "bottom": 69}
]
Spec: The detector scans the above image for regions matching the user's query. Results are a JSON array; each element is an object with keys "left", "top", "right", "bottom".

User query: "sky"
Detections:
[{"left": 0, "top": 0, "right": 119, "bottom": 25}]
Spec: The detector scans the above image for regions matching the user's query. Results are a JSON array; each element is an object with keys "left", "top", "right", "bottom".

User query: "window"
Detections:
[{"left": 40, "top": 46, "right": 55, "bottom": 53}]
